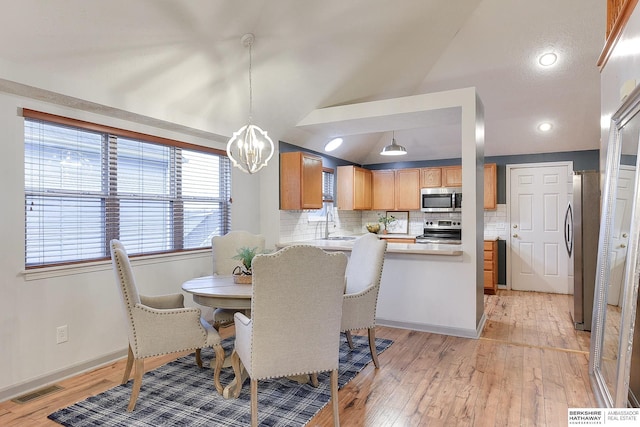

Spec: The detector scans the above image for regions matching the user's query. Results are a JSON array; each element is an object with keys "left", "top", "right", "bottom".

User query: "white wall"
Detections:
[{"left": 0, "top": 91, "right": 261, "bottom": 400}]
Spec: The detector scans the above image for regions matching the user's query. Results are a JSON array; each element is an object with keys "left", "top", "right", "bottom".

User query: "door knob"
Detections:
[
  {"left": 513, "top": 234, "right": 518, "bottom": 238},
  {"left": 620, "top": 243, "right": 626, "bottom": 248},
  {"left": 513, "top": 224, "right": 518, "bottom": 229},
  {"left": 623, "top": 233, "right": 628, "bottom": 238}
]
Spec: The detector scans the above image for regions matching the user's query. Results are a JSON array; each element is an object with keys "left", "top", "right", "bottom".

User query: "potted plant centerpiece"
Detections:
[
  {"left": 232, "top": 246, "right": 259, "bottom": 284},
  {"left": 378, "top": 213, "right": 397, "bottom": 234}
]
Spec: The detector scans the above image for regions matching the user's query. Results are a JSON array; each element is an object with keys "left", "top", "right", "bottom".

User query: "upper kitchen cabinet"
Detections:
[
  {"left": 372, "top": 168, "right": 420, "bottom": 211},
  {"left": 420, "top": 163, "right": 496, "bottom": 210},
  {"left": 420, "top": 167, "right": 442, "bottom": 188},
  {"left": 441, "top": 165, "right": 462, "bottom": 187},
  {"left": 280, "top": 152, "right": 323, "bottom": 210},
  {"left": 371, "top": 169, "right": 395, "bottom": 210},
  {"left": 395, "top": 168, "right": 421, "bottom": 210},
  {"left": 484, "top": 163, "right": 497, "bottom": 210},
  {"left": 337, "top": 165, "right": 372, "bottom": 210}
]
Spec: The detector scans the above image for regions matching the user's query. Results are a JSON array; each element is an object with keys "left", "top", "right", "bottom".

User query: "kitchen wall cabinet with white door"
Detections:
[{"left": 280, "top": 151, "right": 323, "bottom": 210}]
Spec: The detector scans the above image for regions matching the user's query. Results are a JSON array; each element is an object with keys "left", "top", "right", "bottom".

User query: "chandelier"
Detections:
[{"left": 226, "top": 33, "right": 274, "bottom": 174}]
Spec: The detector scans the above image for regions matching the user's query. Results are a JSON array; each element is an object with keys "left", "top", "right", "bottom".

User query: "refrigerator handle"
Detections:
[{"left": 564, "top": 202, "right": 573, "bottom": 257}]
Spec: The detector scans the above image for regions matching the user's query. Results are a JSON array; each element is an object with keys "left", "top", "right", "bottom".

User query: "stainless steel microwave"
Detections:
[{"left": 420, "top": 187, "right": 462, "bottom": 212}]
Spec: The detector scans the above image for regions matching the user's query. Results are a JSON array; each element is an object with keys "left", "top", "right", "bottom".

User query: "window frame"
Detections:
[{"left": 23, "top": 109, "right": 231, "bottom": 270}]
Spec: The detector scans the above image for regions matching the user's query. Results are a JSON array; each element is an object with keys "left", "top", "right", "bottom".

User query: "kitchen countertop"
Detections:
[
  {"left": 276, "top": 237, "right": 463, "bottom": 256},
  {"left": 378, "top": 233, "right": 416, "bottom": 240}
]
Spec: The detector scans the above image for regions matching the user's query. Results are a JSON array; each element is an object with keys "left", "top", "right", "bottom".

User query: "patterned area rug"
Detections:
[{"left": 49, "top": 335, "right": 392, "bottom": 426}]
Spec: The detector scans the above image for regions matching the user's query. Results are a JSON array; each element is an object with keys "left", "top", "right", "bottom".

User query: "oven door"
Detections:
[
  {"left": 421, "top": 190, "right": 454, "bottom": 212},
  {"left": 419, "top": 228, "right": 462, "bottom": 242}
]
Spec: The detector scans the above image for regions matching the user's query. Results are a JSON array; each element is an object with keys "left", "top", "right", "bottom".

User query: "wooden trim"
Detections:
[
  {"left": 597, "top": 0, "right": 639, "bottom": 70},
  {"left": 322, "top": 166, "right": 334, "bottom": 173},
  {"left": 21, "top": 108, "right": 227, "bottom": 156}
]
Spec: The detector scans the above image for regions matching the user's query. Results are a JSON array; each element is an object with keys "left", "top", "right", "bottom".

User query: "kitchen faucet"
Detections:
[{"left": 324, "top": 201, "right": 333, "bottom": 239}]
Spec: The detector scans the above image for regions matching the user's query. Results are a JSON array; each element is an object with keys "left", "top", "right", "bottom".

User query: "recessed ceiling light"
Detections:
[
  {"left": 538, "top": 52, "right": 557, "bottom": 66},
  {"left": 324, "top": 137, "right": 343, "bottom": 152},
  {"left": 538, "top": 122, "right": 553, "bottom": 132}
]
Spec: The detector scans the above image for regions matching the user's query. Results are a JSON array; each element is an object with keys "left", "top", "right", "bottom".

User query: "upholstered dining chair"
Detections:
[
  {"left": 110, "top": 240, "right": 225, "bottom": 411},
  {"left": 229, "top": 245, "right": 348, "bottom": 427},
  {"left": 210, "top": 230, "right": 266, "bottom": 329},
  {"left": 341, "top": 233, "right": 387, "bottom": 368}
]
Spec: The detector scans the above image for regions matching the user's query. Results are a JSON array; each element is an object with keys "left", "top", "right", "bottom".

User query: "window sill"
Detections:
[{"left": 21, "top": 249, "right": 211, "bottom": 281}]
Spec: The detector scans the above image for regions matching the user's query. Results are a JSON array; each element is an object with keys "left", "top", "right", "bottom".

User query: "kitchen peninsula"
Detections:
[{"left": 276, "top": 237, "right": 483, "bottom": 338}]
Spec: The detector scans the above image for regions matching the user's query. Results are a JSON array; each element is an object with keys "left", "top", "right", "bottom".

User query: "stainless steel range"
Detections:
[{"left": 416, "top": 219, "right": 462, "bottom": 244}]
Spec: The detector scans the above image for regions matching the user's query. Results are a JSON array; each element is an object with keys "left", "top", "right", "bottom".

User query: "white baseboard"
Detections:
[
  {"left": 0, "top": 348, "right": 127, "bottom": 402},
  {"left": 377, "top": 314, "right": 486, "bottom": 339}
]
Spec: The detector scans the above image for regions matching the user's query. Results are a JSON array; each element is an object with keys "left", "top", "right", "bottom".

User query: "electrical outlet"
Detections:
[{"left": 56, "top": 325, "right": 68, "bottom": 344}]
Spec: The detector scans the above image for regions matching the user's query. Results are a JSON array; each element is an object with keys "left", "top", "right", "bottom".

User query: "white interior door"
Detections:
[
  {"left": 508, "top": 163, "right": 572, "bottom": 293},
  {"left": 608, "top": 166, "right": 635, "bottom": 307}
]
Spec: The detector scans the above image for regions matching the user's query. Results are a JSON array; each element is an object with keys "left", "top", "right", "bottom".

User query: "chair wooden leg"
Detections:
[
  {"left": 195, "top": 348, "right": 203, "bottom": 368},
  {"left": 345, "top": 330, "right": 354, "bottom": 349},
  {"left": 121, "top": 345, "right": 134, "bottom": 384},
  {"left": 310, "top": 372, "right": 319, "bottom": 387},
  {"left": 368, "top": 327, "right": 379, "bottom": 369},
  {"left": 212, "top": 344, "right": 225, "bottom": 395},
  {"left": 127, "top": 359, "right": 144, "bottom": 412},
  {"left": 251, "top": 378, "right": 259, "bottom": 427},
  {"left": 330, "top": 369, "right": 340, "bottom": 426}
]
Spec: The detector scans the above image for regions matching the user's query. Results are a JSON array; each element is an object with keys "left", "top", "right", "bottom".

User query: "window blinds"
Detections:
[{"left": 24, "top": 114, "right": 231, "bottom": 268}]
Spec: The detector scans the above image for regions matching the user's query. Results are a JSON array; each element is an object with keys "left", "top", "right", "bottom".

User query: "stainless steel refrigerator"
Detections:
[{"left": 564, "top": 170, "right": 600, "bottom": 331}]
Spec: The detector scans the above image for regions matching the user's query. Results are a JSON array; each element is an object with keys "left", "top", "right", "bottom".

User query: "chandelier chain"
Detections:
[{"left": 248, "top": 40, "right": 253, "bottom": 124}]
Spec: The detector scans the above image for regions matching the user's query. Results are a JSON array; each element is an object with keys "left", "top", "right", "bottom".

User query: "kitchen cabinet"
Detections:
[
  {"left": 371, "top": 170, "right": 395, "bottom": 210},
  {"left": 484, "top": 163, "right": 497, "bottom": 210},
  {"left": 420, "top": 167, "right": 442, "bottom": 188},
  {"left": 372, "top": 168, "right": 420, "bottom": 211},
  {"left": 395, "top": 168, "right": 420, "bottom": 210},
  {"left": 420, "top": 163, "right": 497, "bottom": 210},
  {"left": 442, "top": 165, "right": 462, "bottom": 187},
  {"left": 484, "top": 239, "right": 498, "bottom": 294},
  {"left": 380, "top": 236, "right": 416, "bottom": 244},
  {"left": 280, "top": 151, "right": 323, "bottom": 210},
  {"left": 337, "top": 165, "right": 372, "bottom": 210}
]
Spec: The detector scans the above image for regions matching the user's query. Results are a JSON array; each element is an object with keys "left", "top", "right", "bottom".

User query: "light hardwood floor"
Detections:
[{"left": 0, "top": 290, "right": 595, "bottom": 426}]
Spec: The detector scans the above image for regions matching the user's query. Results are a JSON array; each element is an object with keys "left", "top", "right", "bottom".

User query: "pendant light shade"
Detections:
[
  {"left": 380, "top": 131, "right": 407, "bottom": 156},
  {"left": 226, "top": 33, "right": 274, "bottom": 174}
]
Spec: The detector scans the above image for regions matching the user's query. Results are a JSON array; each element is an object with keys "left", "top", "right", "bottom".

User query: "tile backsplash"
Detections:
[{"left": 279, "top": 204, "right": 508, "bottom": 242}]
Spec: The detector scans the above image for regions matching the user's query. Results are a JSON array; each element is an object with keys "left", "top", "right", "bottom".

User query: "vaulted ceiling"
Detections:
[{"left": 0, "top": 0, "right": 605, "bottom": 165}]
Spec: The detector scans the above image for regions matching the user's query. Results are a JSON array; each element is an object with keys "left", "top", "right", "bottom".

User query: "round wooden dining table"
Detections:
[{"left": 181, "top": 275, "right": 252, "bottom": 311}]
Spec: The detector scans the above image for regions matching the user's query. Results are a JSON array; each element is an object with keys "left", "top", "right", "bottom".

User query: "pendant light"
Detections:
[
  {"left": 380, "top": 130, "right": 407, "bottom": 156},
  {"left": 226, "top": 33, "right": 274, "bottom": 174}
]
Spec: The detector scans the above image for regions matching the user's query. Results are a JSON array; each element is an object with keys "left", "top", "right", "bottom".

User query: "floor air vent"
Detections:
[{"left": 11, "top": 384, "right": 63, "bottom": 404}]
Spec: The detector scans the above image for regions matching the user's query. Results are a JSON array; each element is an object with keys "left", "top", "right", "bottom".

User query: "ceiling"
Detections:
[{"left": 0, "top": 0, "right": 605, "bottom": 165}]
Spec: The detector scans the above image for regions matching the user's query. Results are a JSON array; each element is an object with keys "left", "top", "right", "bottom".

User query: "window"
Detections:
[
  {"left": 24, "top": 110, "right": 231, "bottom": 268},
  {"left": 322, "top": 168, "right": 335, "bottom": 202}
]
